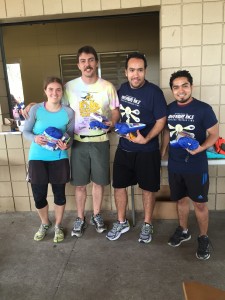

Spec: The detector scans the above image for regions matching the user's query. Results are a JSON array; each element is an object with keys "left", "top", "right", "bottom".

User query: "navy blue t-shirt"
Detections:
[
  {"left": 167, "top": 98, "right": 218, "bottom": 173},
  {"left": 118, "top": 80, "right": 167, "bottom": 152}
]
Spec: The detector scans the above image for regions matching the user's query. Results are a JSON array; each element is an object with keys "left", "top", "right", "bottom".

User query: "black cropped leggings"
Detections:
[{"left": 31, "top": 183, "right": 66, "bottom": 209}]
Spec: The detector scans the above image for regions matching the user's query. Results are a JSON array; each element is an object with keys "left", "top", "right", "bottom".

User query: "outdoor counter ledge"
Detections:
[
  {"left": 0, "top": 131, "right": 22, "bottom": 135},
  {"left": 161, "top": 159, "right": 225, "bottom": 166}
]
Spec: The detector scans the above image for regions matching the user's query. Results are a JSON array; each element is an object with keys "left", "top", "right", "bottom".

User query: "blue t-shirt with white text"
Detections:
[
  {"left": 118, "top": 80, "right": 167, "bottom": 152},
  {"left": 167, "top": 98, "right": 217, "bottom": 173}
]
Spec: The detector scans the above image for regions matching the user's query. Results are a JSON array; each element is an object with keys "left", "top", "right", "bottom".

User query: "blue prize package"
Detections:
[
  {"left": 42, "top": 127, "right": 63, "bottom": 151},
  {"left": 89, "top": 112, "right": 109, "bottom": 130},
  {"left": 17, "top": 102, "right": 25, "bottom": 120},
  {"left": 115, "top": 122, "right": 146, "bottom": 136},
  {"left": 89, "top": 120, "right": 109, "bottom": 130},
  {"left": 55, "top": 132, "right": 71, "bottom": 150},
  {"left": 170, "top": 132, "right": 199, "bottom": 151},
  {"left": 178, "top": 136, "right": 199, "bottom": 150}
]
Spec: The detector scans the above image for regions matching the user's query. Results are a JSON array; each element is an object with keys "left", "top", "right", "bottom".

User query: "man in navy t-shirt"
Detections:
[
  {"left": 106, "top": 52, "right": 167, "bottom": 243},
  {"left": 161, "top": 70, "right": 219, "bottom": 260}
]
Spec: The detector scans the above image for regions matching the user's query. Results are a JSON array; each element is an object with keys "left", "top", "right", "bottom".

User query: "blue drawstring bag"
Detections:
[
  {"left": 89, "top": 120, "right": 109, "bottom": 130},
  {"left": 115, "top": 122, "right": 146, "bottom": 135},
  {"left": 177, "top": 136, "right": 199, "bottom": 151},
  {"left": 170, "top": 140, "right": 181, "bottom": 148},
  {"left": 42, "top": 127, "right": 63, "bottom": 151}
]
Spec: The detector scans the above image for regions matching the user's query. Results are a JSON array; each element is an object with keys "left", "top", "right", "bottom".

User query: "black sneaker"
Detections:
[
  {"left": 196, "top": 235, "right": 210, "bottom": 260},
  {"left": 168, "top": 226, "right": 191, "bottom": 247}
]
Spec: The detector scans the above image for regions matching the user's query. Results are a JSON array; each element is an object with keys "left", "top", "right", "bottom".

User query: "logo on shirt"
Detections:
[
  {"left": 120, "top": 104, "right": 140, "bottom": 123},
  {"left": 79, "top": 93, "right": 100, "bottom": 117},
  {"left": 168, "top": 123, "right": 195, "bottom": 138},
  {"left": 121, "top": 95, "right": 141, "bottom": 106},
  {"left": 168, "top": 113, "right": 195, "bottom": 139},
  {"left": 168, "top": 113, "right": 195, "bottom": 122}
]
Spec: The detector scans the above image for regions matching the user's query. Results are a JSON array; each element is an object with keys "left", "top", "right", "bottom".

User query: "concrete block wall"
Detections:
[
  {"left": 160, "top": 0, "right": 225, "bottom": 134},
  {"left": 159, "top": 0, "right": 225, "bottom": 210},
  {"left": 0, "top": 133, "right": 28, "bottom": 212}
]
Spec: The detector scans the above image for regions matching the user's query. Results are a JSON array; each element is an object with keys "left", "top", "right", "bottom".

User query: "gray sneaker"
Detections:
[
  {"left": 90, "top": 214, "right": 107, "bottom": 233},
  {"left": 71, "top": 217, "right": 87, "bottom": 238},
  {"left": 138, "top": 223, "right": 153, "bottom": 244},
  {"left": 106, "top": 220, "right": 130, "bottom": 241}
]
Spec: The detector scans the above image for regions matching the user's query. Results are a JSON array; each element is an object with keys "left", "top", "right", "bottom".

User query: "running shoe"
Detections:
[
  {"left": 196, "top": 235, "right": 210, "bottom": 260},
  {"left": 53, "top": 225, "right": 64, "bottom": 243},
  {"left": 34, "top": 221, "right": 52, "bottom": 241},
  {"left": 71, "top": 217, "right": 87, "bottom": 238},
  {"left": 106, "top": 220, "right": 130, "bottom": 241},
  {"left": 138, "top": 223, "right": 153, "bottom": 244},
  {"left": 168, "top": 226, "right": 191, "bottom": 247},
  {"left": 90, "top": 213, "right": 107, "bottom": 233}
]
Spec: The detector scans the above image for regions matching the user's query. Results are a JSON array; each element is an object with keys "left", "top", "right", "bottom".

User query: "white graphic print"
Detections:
[
  {"left": 120, "top": 104, "right": 140, "bottom": 123},
  {"left": 168, "top": 123, "right": 195, "bottom": 138}
]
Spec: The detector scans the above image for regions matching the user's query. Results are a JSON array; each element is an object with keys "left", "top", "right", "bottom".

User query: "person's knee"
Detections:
[
  {"left": 114, "top": 187, "right": 127, "bottom": 200},
  {"left": 54, "top": 196, "right": 66, "bottom": 206},
  {"left": 31, "top": 184, "right": 48, "bottom": 209},
  {"left": 193, "top": 202, "right": 208, "bottom": 212},
  {"left": 178, "top": 197, "right": 189, "bottom": 205},
  {"left": 52, "top": 184, "right": 66, "bottom": 206},
  {"left": 142, "top": 189, "right": 154, "bottom": 196},
  {"left": 35, "top": 198, "right": 48, "bottom": 209},
  {"left": 75, "top": 185, "right": 86, "bottom": 193}
]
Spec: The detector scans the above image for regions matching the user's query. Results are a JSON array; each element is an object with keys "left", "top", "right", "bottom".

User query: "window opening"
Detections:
[
  {"left": 59, "top": 50, "right": 136, "bottom": 89},
  {"left": 6, "top": 63, "right": 25, "bottom": 120}
]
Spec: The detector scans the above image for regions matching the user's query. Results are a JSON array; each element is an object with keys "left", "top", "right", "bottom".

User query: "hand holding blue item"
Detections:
[
  {"left": 115, "top": 122, "right": 146, "bottom": 135},
  {"left": 89, "top": 113, "right": 110, "bottom": 130},
  {"left": 177, "top": 136, "right": 199, "bottom": 150},
  {"left": 42, "top": 127, "right": 63, "bottom": 151},
  {"left": 89, "top": 120, "right": 109, "bottom": 130}
]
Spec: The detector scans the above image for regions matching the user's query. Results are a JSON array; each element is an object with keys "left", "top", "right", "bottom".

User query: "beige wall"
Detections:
[
  {"left": 0, "top": 0, "right": 225, "bottom": 213},
  {"left": 160, "top": 1, "right": 225, "bottom": 137}
]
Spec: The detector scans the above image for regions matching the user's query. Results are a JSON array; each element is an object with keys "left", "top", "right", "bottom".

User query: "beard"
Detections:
[
  {"left": 177, "top": 95, "right": 192, "bottom": 104},
  {"left": 129, "top": 79, "right": 145, "bottom": 89}
]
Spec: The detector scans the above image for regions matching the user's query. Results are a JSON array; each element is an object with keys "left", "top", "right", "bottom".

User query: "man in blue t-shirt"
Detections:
[
  {"left": 106, "top": 52, "right": 167, "bottom": 243},
  {"left": 161, "top": 70, "right": 219, "bottom": 260}
]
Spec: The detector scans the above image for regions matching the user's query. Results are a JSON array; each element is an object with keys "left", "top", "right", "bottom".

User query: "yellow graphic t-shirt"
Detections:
[{"left": 63, "top": 77, "right": 119, "bottom": 141}]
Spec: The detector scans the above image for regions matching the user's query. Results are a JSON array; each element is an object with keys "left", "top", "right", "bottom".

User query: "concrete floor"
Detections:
[{"left": 0, "top": 211, "right": 225, "bottom": 300}]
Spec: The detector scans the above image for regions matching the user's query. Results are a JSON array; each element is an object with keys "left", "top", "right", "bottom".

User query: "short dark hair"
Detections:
[
  {"left": 125, "top": 52, "right": 147, "bottom": 69},
  {"left": 76, "top": 45, "right": 98, "bottom": 63},
  {"left": 169, "top": 70, "right": 193, "bottom": 89},
  {"left": 43, "top": 76, "right": 64, "bottom": 91}
]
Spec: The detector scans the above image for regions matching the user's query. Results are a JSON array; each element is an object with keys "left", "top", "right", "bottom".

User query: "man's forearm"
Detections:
[
  {"left": 110, "top": 108, "right": 120, "bottom": 127},
  {"left": 145, "top": 117, "right": 166, "bottom": 143},
  {"left": 200, "top": 123, "right": 219, "bottom": 151}
]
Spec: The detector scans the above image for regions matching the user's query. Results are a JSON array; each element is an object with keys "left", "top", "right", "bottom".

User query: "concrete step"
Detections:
[{"left": 153, "top": 200, "right": 178, "bottom": 219}]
